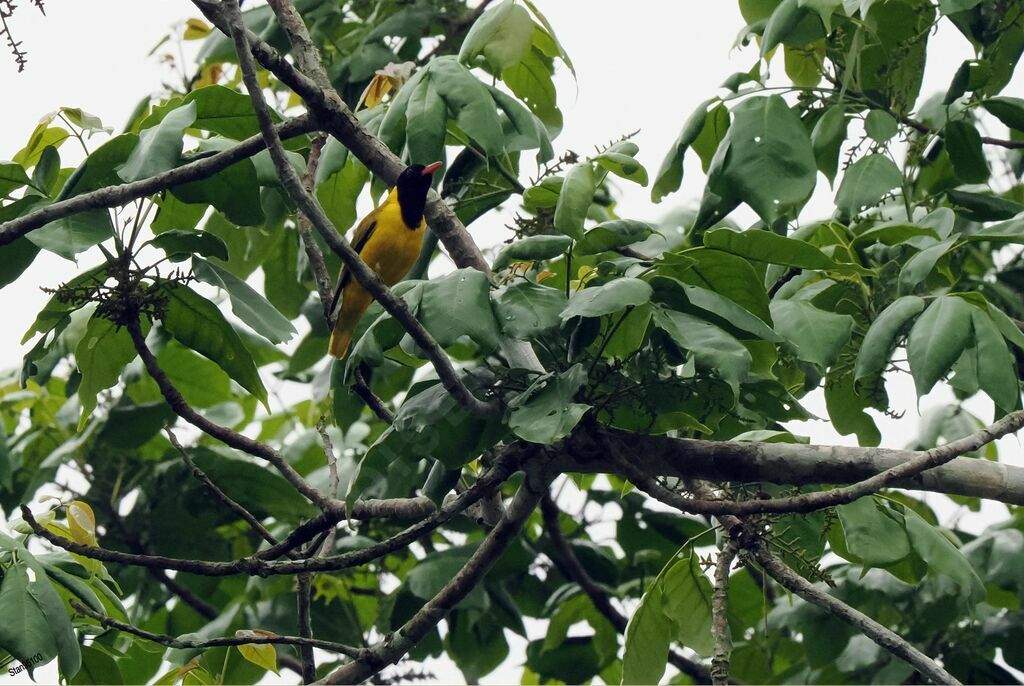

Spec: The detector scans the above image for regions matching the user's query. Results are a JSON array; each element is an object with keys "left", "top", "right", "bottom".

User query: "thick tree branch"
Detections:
[
  {"left": 0, "top": 116, "right": 315, "bottom": 247},
  {"left": 221, "top": 0, "right": 498, "bottom": 417},
  {"left": 321, "top": 468, "right": 551, "bottom": 684},
  {"left": 562, "top": 422, "right": 1024, "bottom": 506},
  {"left": 70, "top": 599, "right": 359, "bottom": 658},
  {"left": 539, "top": 495, "right": 714, "bottom": 684}
]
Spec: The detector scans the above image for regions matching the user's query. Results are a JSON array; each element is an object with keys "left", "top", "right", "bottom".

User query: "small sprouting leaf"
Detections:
[
  {"left": 235, "top": 632, "right": 280, "bottom": 675},
  {"left": 67, "top": 500, "right": 98, "bottom": 547}
]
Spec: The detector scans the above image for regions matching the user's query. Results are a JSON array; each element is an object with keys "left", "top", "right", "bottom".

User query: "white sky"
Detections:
[{"left": 1, "top": 1, "right": 1022, "bottom": 684}]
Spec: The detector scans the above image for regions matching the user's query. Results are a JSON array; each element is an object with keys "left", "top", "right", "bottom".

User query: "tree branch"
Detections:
[
  {"left": 0, "top": 116, "right": 315, "bottom": 247},
  {"left": 126, "top": 317, "right": 332, "bottom": 509},
  {"left": 298, "top": 132, "right": 334, "bottom": 321},
  {"left": 321, "top": 467, "right": 551, "bottom": 684},
  {"left": 539, "top": 495, "right": 714, "bottom": 684},
  {"left": 562, "top": 421, "right": 1024, "bottom": 507},
  {"left": 220, "top": 0, "right": 498, "bottom": 418},
  {"left": 711, "top": 541, "right": 738, "bottom": 686},
  {"left": 70, "top": 599, "right": 359, "bottom": 658},
  {"left": 746, "top": 545, "right": 961, "bottom": 685},
  {"left": 19, "top": 448, "right": 520, "bottom": 576}
]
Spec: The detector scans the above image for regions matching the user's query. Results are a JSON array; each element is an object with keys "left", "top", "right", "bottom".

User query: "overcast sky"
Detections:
[{"left": 1, "top": 2, "right": 1021, "bottom": 684}]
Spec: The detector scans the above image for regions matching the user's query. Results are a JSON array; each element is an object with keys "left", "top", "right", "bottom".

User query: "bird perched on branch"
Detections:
[{"left": 328, "top": 161, "right": 442, "bottom": 358}]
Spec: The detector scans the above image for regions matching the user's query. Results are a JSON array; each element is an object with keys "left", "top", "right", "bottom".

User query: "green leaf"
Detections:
[
  {"left": 712, "top": 95, "right": 817, "bottom": 224},
  {"left": 652, "top": 99, "right": 714, "bottom": 203},
  {"left": 69, "top": 646, "right": 123, "bottom": 685},
  {"left": 903, "top": 509, "right": 985, "bottom": 610},
  {"left": 0, "top": 233, "right": 41, "bottom": 290},
  {"left": 417, "top": 269, "right": 501, "bottom": 350},
  {"left": 502, "top": 44, "right": 562, "bottom": 134},
  {"left": 798, "top": 0, "right": 843, "bottom": 32},
  {"left": 672, "top": 283, "right": 781, "bottom": 342},
  {"left": 27, "top": 209, "right": 114, "bottom": 261},
  {"left": 654, "top": 307, "right": 752, "bottom": 391},
  {"left": 704, "top": 227, "right": 837, "bottom": 269},
  {"left": 76, "top": 316, "right": 138, "bottom": 427},
  {"left": 678, "top": 247, "right": 773, "bottom": 324},
  {"left": 945, "top": 120, "right": 989, "bottom": 183},
  {"left": 907, "top": 295, "right": 974, "bottom": 398},
  {"left": 691, "top": 103, "right": 731, "bottom": 173},
  {"left": 939, "top": 0, "right": 983, "bottom": 14},
  {"left": 492, "top": 235, "right": 572, "bottom": 270},
  {"left": 982, "top": 96, "right": 1024, "bottom": 130},
  {"left": 836, "top": 496, "right": 911, "bottom": 567},
  {"left": 490, "top": 281, "right": 567, "bottom": 340},
  {"left": 405, "top": 72, "right": 447, "bottom": 166},
  {"left": 170, "top": 158, "right": 264, "bottom": 227},
  {"left": 622, "top": 580, "right": 671, "bottom": 685},
  {"left": 898, "top": 236, "right": 959, "bottom": 295},
  {"left": 161, "top": 282, "right": 268, "bottom": 405},
  {"left": 32, "top": 146, "right": 60, "bottom": 196},
  {"left": 593, "top": 152, "right": 648, "bottom": 186},
  {"left": 812, "top": 105, "right": 848, "bottom": 185},
  {"left": 489, "top": 86, "right": 552, "bottom": 159},
  {"left": 661, "top": 554, "right": 715, "bottom": 656},
  {"left": 945, "top": 189, "right": 1024, "bottom": 221},
  {"left": 554, "top": 162, "right": 596, "bottom": 239},
  {"left": 865, "top": 109, "right": 899, "bottom": 142},
  {"left": 430, "top": 57, "right": 505, "bottom": 156},
  {"left": 835, "top": 153, "right": 903, "bottom": 217},
  {"left": 508, "top": 364, "right": 590, "bottom": 444},
  {"left": 179, "top": 84, "right": 281, "bottom": 140},
  {"left": 561, "top": 278, "right": 652, "bottom": 320},
  {"left": 771, "top": 299, "right": 854, "bottom": 368},
  {"left": 575, "top": 220, "right": 655, "bottom": 255},
  {"left": 762, "top": 0, "right": 810, "bottom": 55},
  {"left": 458, "top": 0, "right": 535, "bottom": 72},
  {"left": 14, "top": 124, "right": 70, "bottom": 169},
  {"left": 970, "top": 308, "right": 1020, "bottom": 409},
  {"left": 151, "top": 229, "right": 229, "bottom": 261},
  {"left": 118, "top": 101, "right": 196, "bottom": 182},
  {"left": 0, "top": 161, "right": 36, "bottom": 198},
  {"left": 854, "top": 296, "right": 925, "bottom": 382},
  {"left": 192, "top": 257, "right": 296, "bottom": 344}
]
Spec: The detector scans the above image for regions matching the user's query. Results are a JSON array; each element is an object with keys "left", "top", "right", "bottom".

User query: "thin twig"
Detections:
[
  {"left": 70, "top": 599, "right": 360, "bottom": 658},
  {"left": 296, "top": 573, "right": 317, "bottom": 683},
  {"left": 353, "top": 367, "right": 394, "bottom": 424}
]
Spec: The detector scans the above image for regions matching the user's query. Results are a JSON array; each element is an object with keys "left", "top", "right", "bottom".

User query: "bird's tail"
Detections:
[{"left": 328, "top": 288, "right": 371, "bottom": 359}]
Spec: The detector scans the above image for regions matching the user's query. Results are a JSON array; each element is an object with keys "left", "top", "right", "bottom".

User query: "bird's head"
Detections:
[{"left": 396, "top": 161, "right": 441, "bottom": 228}]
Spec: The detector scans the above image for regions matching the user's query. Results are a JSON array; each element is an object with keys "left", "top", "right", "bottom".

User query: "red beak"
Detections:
[{"left": 422, "top": 161, "right": 442, "bottom": 175}]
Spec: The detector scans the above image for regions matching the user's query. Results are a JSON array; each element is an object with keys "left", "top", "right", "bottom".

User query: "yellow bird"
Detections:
[{"left": 328, "top": 162, "right": 442, "bottom": 358}]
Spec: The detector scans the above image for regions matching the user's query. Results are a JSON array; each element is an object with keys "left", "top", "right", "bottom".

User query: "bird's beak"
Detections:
[{"left": 422, "top": 161, "right": 442, "bottom": 176}]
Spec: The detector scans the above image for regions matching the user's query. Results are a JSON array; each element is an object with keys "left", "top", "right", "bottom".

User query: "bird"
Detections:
[{"left": 328, "top": 161, "right": 442, "bottom": 358}]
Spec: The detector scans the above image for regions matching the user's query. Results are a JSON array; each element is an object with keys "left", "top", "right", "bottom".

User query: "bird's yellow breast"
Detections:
[{"left": 358, "top": 188, "right": 425, "bottom": 285}]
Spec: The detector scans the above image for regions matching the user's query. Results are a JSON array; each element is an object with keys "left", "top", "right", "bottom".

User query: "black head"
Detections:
[{"left": 395, "top": 162, "right": 441, "bottom": 228}]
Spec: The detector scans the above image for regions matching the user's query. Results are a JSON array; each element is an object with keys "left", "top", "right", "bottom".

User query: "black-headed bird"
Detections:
[{"left": 328, "top": 161, "right": 442, "bottom": 358}]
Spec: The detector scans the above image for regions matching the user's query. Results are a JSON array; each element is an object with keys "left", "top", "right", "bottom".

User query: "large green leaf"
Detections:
[
  {"left": 674, "top": 247, "right": 773, "bottom": 324},
  {"left": 554, "top": 163, "right": 596, "bottom": 239},
  {"left": 651, "top": 99, "right": 714, "bottom": 203},
  {"left": 561, "top": 278, "right": 652, "bottom": 320},
  {"left": 144, "top": 84, "right": 284, "bottom": 141},
  {"left": 653, "top": 307, "right": 752, "bottom": 391},
  {"left": 405, "top": 72, "right": 447, "bottom": 165},
  {"left": 906, "top": 295, "right": 974, "bottom": 398},
  {"left": 26, "top": 209, "right": 113, "bottom": 261},
  {"left": 459, "top": 0, "right": 535, "bottom": 72},
  {"left": 897, "top": 236, "right": 959, "bottom": 295},
  {"left": 430, "top": 57, "right": 505, "bottom": 156},
  {"left": 661, "top": 553, "right": 715, "bottom": 656},
  {"left": 170, "top": 158, "right": 264, "bottom": 227},
  {"left": 704, "top": 227, "right": 838, "bottom": 269},
  {"left": 502, "top": 41, "right": 562, "bottom": 134},
  {"left": 192, "top": 257, "right": 296, "bottom": 344},
  {"left": 835, "top": 153, "right": 903, "bottom": 217},
  {"left": 944, "top": 120, "right": 989, "bottom": 183},
  {"left": 118, "top": 101, "right": 196, "bottom": 183},
  {"left": 622, "top": 580, "right": 671, "bottom": 685},
  {"left": 508, "top": 364, "right": 590, "bottom": 444},
  {"left": 836, "top": 497, "right": 911, "bottom": 567},
  {"left": 490, "top": 281, "right": 567, "bottom": 340},
  {"left": 969, "top": 307, "right": 1020, "bottom": 409},
  {"left": 710, "top": 95, "right": 817, "bottom": 225},
  {"left": 160, "top": 282, "right": 268, "bottom": 404},
  {"left": 903, "top": 509, "right": 985, "bottom": 610},
  {"left": 0, "top": 161, "right": 36, "bottom": 198},
  {"left": 417, "top": 269, "right": 501, "bottom": 350},
  {"left": 854, "top": 296, "right": 926, "bottom": 382},
  {"left": 575, "top": 220, "right": 655, "bottom": 255},
  {"left": 771, "top": 300, "right": 854, "bottom": 368},
  {"left": 75, "top": 315, "right": 139, "bottom": 427}
]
